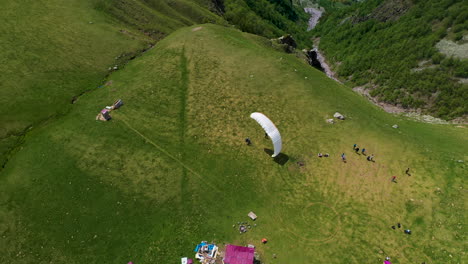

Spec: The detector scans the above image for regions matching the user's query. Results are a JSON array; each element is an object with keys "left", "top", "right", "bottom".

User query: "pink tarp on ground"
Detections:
[
  {"left": 223, "top": 245, "right": 255, "bottom": 264},
  {"left": 384, "top": 261, "right": 392, "bottom": 264}
]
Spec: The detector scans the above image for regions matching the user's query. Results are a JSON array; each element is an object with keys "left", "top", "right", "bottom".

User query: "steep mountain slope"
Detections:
[
  {"left": 222, "top": 0, "right": 311, "bottom": 46},
  {"left": 0, "top": 0, "right": 221, "bottom": 167},
  {"left": 1, "top": 24, "right": 466, "bottom": 263},
  {"left": 314, "top": 0, "right": 468, "bottom": 119}
]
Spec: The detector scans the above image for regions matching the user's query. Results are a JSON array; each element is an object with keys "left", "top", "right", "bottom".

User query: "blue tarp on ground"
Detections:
[
  {"left": 194, "top": 242, "right": 215, "bottom": 252},
  {"left": 194, "top": 242, "right": 205, "bottom": 252}
]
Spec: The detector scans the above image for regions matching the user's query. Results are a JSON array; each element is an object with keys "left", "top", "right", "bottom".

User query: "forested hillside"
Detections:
[
  {"left": 222, "top": 0, "right": 311, "bottom": 46},
  {"left": 314, "top": 0, "right": 468, "bottom": 119}
]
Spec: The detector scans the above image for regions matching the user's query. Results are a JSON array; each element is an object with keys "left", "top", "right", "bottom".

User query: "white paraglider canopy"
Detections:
[{"left": 250, "top": 112, "right": 282, "bottom": 157}]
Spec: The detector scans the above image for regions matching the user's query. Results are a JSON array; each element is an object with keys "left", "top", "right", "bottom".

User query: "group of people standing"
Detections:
[
  {"left": 354, "top": 144, "right": 374, "bottom": 161},
  {"left": 341, "top": 144, "right": 374, "bottom": 163}
]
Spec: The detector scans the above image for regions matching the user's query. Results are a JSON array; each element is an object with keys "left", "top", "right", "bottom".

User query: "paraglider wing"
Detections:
[{"left": 250, "top": 112, "right": 282, "bottom": 157}]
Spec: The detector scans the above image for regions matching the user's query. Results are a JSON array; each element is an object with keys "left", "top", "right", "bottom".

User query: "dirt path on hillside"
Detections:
[
  {"left": 352, "top": 86, "right": 462, "bottom": 124},
  {"left": 352, "top": 86, "right": 407, "bottom": 114}
]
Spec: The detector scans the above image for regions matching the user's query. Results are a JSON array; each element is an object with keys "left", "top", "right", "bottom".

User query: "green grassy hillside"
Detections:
[
  {"left": 314, "top": 0, "right": 468, "bottom": 119},
  {"left": 0, "top": 0, "right": 221, "bottom": 167},
  {"left": 1, "top": 24, "right": 466, "bottom": 263}
]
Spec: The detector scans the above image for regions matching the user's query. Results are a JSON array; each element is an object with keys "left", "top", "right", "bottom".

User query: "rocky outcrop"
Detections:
[
  {"left": 303, "top": 47, "right": 341, "bottom": 83},
  {"left": 304, "top": 49, "right": 325, "bottom": 72},
  {"left": 277, "top": 34, "right": 297, "bottom": 53},
  {"left": 334, "top": 112, "right": 345, "bottom": 120}
]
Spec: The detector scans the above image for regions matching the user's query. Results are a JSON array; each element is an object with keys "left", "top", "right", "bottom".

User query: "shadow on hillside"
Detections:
[{"left": 264, "top": 149, "right": 289, "bottom": 166}]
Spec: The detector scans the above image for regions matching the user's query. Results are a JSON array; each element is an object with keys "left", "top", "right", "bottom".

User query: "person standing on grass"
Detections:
[
  {"left": 406, "top": 167, "right": 411, "bottom": 176},
  {"left": 245, "top": 138, "right": 251, "bottom": 146},
  {"left": 341, "top": 153, "right": 346, "bottom": 162},
  {"left": 355, "top": 147, "right": 360, "bottom": 154},
  {"left": 391, "top": 176, "right": 397, "bottom": 182},
  {"left": 361, "top": 148, "right": 366, "bottom": 155},
  {"left": 353, "top": 144, "right": 357, "bottom": 150}
]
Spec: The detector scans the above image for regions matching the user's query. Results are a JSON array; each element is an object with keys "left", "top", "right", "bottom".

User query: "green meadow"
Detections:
[
  {"left": 0, "top": 0, "right": 220, "bottom": 166},
  {"left": 1, "top": 24, "right": 466, "bottom": 263}
]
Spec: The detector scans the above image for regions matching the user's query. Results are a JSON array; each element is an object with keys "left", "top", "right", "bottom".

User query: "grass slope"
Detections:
[
  {"left": 0, "top": 0, "right": 221, "bottom": 167},
  {"left": 1, "top": 24, "right": 467, "bottom": 263}
]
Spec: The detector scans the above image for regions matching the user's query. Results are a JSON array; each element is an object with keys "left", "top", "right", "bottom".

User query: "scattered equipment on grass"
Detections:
[
  {"left": 250, "top": 112, "right": 282, "bottom": 157},
  {"left": 239, "top": 225, "right": 247, "bottom": 233},
  {"left": 194, "top": 241, "right": 218, "bottom": 263},
  {"left": 96, "top": 99, "right": 124, "bottom": 121},
  {"left": 181, "top": 257, "right": 193, "bottom": 264},
  {"left": 96, "top": 109, "right": 112, "bottom": 121},
  {"left": 113, "top": 99, "right": 124, "bottom": 109}
]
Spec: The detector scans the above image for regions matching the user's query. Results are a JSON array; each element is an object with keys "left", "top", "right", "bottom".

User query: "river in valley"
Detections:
[{"left": 304, "top": 7, "right": 341, "bottom": 83}]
